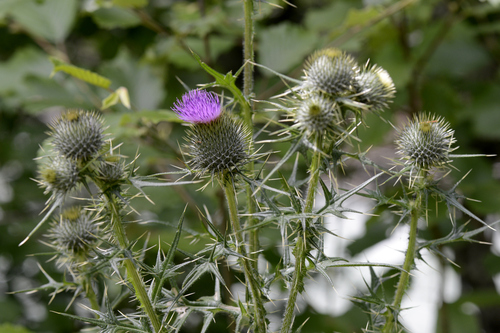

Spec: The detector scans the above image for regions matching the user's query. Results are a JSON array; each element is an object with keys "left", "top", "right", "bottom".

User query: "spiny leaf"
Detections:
[{"left": 50, "top": 57, "right": 111, "bottom": 89}]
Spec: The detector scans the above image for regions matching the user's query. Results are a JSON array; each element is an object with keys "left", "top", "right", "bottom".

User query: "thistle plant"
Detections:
[{"left": 19, "top": 6, "right": 495, "bottom": 333}]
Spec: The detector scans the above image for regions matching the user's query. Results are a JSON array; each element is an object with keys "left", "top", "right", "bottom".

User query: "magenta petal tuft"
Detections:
[{"left": 172, "top": 90, "right": 222, "bottom": 123}]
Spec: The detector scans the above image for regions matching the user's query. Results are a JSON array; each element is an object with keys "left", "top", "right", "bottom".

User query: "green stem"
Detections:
[
  {"left": 281, "top": 136, "right": 323, "bottom": 333},
  {"left": 242, "top": 0, "right": 259, "bottom": 272},
  {"left": 105, "top": 193, "right": 162, "bottom": 333},
  {"left": 384, "top": 172, "right": 424, "bottom": 332},
  {"left": 243, "top": 0, "right": 254, "bottom": 102},
  {"left": 222, "top": 173, "right": 267, "bottom": 333}
]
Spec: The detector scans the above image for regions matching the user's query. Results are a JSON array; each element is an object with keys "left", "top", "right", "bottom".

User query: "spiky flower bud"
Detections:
[
  {"left": 46, "top": 207, "right": 99, "bottom": 260},
  {"left": 396, "top": 113, "right": 456, "bottom": 170},
  {"left": 173, "top": 90, "right": 251, "bottom": 175},
  {"left": 38, "top": 155, "right": 80, "bottom": 194},
  {"left": 295, "top": 94, "right": 342, "bottom": 135},
  {"left": 355, "top": 64, "right": 396, "bottom": 112},
  {"left": 98, "top": 156, "right": 126, "bottom": 184},
  {"left": 49, "top": 109, "right": 105, "bottom": 161},
  {"left": 303, "top": 48, "right": 359, "bottom": 95}
]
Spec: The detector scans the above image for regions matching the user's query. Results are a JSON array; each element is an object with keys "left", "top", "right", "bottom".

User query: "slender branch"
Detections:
[
  {"left": 222, "top": 173, "right": 267, "bottom": 333},
  {"left": 281, "top": 135, "right": 323, "bottom": 333},
  {"left": 104, "top": 192, "right": 162, "bottom": 333}
]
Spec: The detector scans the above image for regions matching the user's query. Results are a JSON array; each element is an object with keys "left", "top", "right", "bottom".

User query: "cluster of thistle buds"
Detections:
[
  {"left": 172, "top": 90, "right": 252, "bottom": 178},
  {"left": 34, "top": 109, "right": 125, "bottom": 259},
  {"left": 295, "top": 48, "right": 396, "bottom": 137}
]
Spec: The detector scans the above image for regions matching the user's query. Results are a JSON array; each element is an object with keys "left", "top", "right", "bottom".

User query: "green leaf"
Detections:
[
  {"left": 91, "top": 7, "right": 141, "bottom": 29},
  {"left": 50, "top": 57, "right": 111, "bottom": 89},
  {"left": 102, "top": 91, "right": 120, "bottom": 110},
  {"left": 100, "top": 48, "right": 165, "bottom": 110},
  {"left": 258, "top": 22, "right": 318, "bottom": 76},
  {"left": 0, "top": 324, "right": 33, "bottom": 333},
  {"left": 8, "top": 0, "right": 78, "bottom": 42},
  {"left": 112, "top": 0, "right": 147, "bottom": 8},
  {"left": 119, "top": 110, "right": 182, "bottom": 125}
]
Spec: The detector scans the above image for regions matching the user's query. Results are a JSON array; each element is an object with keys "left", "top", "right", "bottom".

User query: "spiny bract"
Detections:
[
  {"left": 50, "top": 109, "right": 105, "bottom": 161},
  {"left": 46, "top": 208, "right": 99, "bottom": 259},
  {"left": 98, "top": 156, "right": 126, "bottom": 184},
  {"left": 295, "top": 94, "right": 342, "bottom": 135},
  {"left": 38, "top": 155, "right": 80, "bottom": 194},
  {"left": 186, "top": 112, "right": 251, "bottom": 175},
  {"left": 303, "top": 48, "right": 359, "bottom": 95},
  {"left": 396, "top": 113, "right": 457, "bottom": 169},
  {"left": 355, "top": 64, "right": 396, "bottom": 112}
]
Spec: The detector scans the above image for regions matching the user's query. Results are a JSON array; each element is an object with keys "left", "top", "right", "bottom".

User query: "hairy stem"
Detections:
[
  {"left": 222, "top": 173, "right": 267, "bottom": 333},
  {"left": 242, "top": 0, "right": 260, "bottom": 272},
  {"left": 104, "top": 193, "right": 162, "bottom": 333},
  {"left": 281, "top": 136, "right": 323, "bottom": 333},
  {"left": 384, "top": 172, "right": 424, "bottom": 332}
]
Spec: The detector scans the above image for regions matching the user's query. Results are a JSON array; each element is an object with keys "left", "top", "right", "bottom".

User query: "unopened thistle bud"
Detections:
[
  {"left": 38, "top": 155, "right": 80, "bottom": 195},
  {"left": 295, "top": 94, "right": 342, "bottom": 135},
  {"left": 303, "top": 48, "right": 359, "bottom": 95},
  {"left": 396, "top": 113, "right": 457, "bottom": 170},
  {"left": 46, "top": 207, "right": 99, "bottom": 260},
  {"left": 49, "top": 109, "right": 105, "bottom": 161},
  {"left": 355, "top": 64, "right": 396, "bottom": 112},
  {"left": 98, "top": 156, "right": 126, "bottom": 184},
  {"left": 172, "top": 90, "right": 251, "bottom": 175}
]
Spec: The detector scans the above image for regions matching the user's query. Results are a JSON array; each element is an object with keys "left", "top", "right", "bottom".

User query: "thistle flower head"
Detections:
[
  {"left": 172, "top": 90, "right": 222, "bottom": 123},
  {"left": 185, "top": 113, "right": 251, "bottom": 176},
  {"left": 303, "top": 48, "right": 359, "bottom": 95},
  {"left": 46, "top": 207, "right": 99, "bottom": 261},
  {"left": 49, "top": 109, "right": 105, "bottom": 161},
  {"left": 295, "top": 94, "right": 342, "bottom": 135},
  {"left": 396, "top": 113, "right": 457, "bottom": 170},
  {"left": 355, "top": 64, "right": 396, "bottom": 112},
  {"left": 38, "top": 155, "right": 80, "bottom": 195}
]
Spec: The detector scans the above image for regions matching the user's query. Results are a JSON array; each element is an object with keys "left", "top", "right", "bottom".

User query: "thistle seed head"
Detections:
[
  {"left": 355, "top": 64, "right": 396, "bottom": 112},
  {"left": 38, "top": 155, "right": 80, "bottom": 195},
  {"left": 47, "top": 208, "right": 99, "bottom": 260},
  {"left": 304, "top": 48, "right": 359, "bottom": 95},
  {"left": 396, "top": 113, "right": 457, "bottom": 170},
  {"left": 172, "top": 90, "right": 222, "bottom": 123},
  {"left": 185, "top": 112, "right": 251, "bottom": 176},
  {"left": 295, "top": 94, "right": 342, "bottom": 135},
  {"left": 49, "top": 109, "right": 105, "bottom": 161}
]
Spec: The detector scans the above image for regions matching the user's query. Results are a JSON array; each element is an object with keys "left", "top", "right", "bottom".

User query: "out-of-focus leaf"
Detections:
[
  {"left": 102, "top": 87, "right": 130, "bottom": 109},
  {"left": 100, "top": 48, "right": 165, "bottom": 110},
  {"left": 0, "top": 323, "right": 33, "bottom": 333},
  {"left": 112, "top": 0, "right": 147, "bottom": 8},
  {"left": 120, "top": 110, "right": 182, "bottom": 124},
  {"left": 0, "top": 47, "right": 50, "bottom": 94},
  {"left": 304, "top": 1, "right": 352, "bottom": 33},
  {"left": 258, "top": 22, "right": 318, "bottom": 76},
  {"left": 8, "top": 0, "right": 78, "bottom": 42},
  {"left": 50, "top": 57, "right": 112, "bottom": 89},
  {"left": 90, "top": 7, "right": 141, "bottom": 29}
]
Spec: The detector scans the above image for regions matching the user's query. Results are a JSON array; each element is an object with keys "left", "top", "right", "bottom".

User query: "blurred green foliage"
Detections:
[{"left": 1, "top": 0, "right": 500, "bottom": 332}]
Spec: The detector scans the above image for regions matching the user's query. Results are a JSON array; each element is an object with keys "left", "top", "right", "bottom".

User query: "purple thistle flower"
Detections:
[{"left": 172, "top": 90, "right": 222, "bottom": 123}]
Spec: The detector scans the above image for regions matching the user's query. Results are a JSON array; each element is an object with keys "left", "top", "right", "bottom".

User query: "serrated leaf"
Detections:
[{"left": 50, "top": 57, "right": 111, "bottom": 89}]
